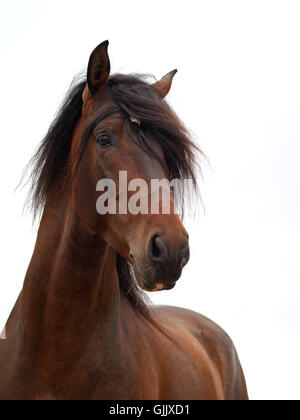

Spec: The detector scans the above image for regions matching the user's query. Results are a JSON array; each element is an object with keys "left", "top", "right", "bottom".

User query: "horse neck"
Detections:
[{"left": 19, "top": 183, "right": 122, "bottom": 355}]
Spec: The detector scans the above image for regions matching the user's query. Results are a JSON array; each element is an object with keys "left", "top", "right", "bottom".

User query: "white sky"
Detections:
[{"left": 0, "top": 0, "right": 299, "bottom": 400}]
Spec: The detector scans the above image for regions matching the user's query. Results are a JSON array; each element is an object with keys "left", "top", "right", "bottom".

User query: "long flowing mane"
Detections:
[{"left": 25, "top": 73, "right": 202, "bottom": 322}]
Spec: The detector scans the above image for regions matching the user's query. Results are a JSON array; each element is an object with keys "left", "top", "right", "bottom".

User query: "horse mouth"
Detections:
[
  {"left": 138, "top": 277, "right": 176, "bottom": 292},
  {"left": 132, "top": 263, "right": 179, "bottom": 292}
]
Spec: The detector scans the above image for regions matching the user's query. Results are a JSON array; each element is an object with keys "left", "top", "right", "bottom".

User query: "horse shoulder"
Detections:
[{"left": 153, "top": 305, "right": 248, "bottom": 400}]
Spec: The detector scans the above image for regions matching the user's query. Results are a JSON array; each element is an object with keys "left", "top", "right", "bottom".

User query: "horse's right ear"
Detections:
[{"left": 86, "top": 40, "right": 110, "bottom": 97}]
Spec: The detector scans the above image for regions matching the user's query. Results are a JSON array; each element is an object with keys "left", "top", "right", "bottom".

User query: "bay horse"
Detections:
[{"left": 0, "top": 41, "right": 248, "bottom": 400}]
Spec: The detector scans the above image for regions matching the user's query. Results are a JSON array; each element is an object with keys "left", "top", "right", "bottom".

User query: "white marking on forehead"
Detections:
[{"left": 130, "top": 116, "right": 141, "bottom": 126}]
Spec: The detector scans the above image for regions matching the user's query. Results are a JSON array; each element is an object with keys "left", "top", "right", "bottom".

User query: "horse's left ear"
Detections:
[
  {"left": 151, "top": 69, "right": 177, "bottom": 98},
  {"left": 86, "top": 40, "right": 110, "bottom": 96}
]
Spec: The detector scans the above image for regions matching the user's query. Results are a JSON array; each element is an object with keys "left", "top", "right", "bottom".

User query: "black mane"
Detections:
[{"left": 26, "top": 73, "right": 201, "bottom": 322}]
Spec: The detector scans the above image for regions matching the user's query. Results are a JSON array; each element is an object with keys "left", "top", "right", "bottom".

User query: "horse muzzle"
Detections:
[{"left": 131, "top": 232, "right": 190, "bottom": 292}]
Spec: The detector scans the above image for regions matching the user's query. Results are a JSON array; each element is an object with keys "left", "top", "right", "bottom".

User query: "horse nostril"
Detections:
[
  {"left": 152, "top": 237, "right": 161, "bottom": 258},
  {"left": 149, "top": 234, "right": 168, "bottom": 262},
  {"left": 179, "top": 240, "right": 190, "bottom": 268}
]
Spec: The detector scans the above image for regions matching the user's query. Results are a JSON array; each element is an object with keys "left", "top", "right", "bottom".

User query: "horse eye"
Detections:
[{"left": 96, "top": 133, "right": 112, "bottom": 148}]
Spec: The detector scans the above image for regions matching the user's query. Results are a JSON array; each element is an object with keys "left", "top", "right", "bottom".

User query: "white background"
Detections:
[{"left": 1, "top": 0, "right": 299, "bottom": 400}]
